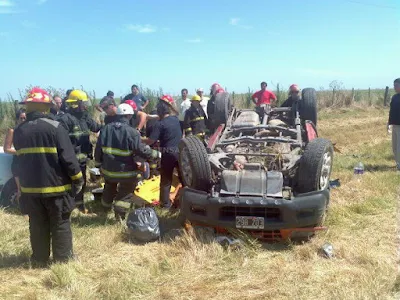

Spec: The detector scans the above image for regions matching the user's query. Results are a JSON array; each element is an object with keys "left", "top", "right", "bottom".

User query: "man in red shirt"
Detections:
[{"left": 251, "top": 81, "right": 277, "bottom": 106}]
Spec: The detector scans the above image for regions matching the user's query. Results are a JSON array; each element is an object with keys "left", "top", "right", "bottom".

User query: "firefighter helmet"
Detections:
[
  {"left": 289, "top": 84, "right": 300, "bottom": 93},
  {"left": 191, "top": 95, "right": 201, "bottom": 101},
  {"left": 124, "top": 100, "right": 137, "bottom": 111},
  {"left": 65, "top": 90, "right": 88, "bottom": 103},
  {"left": 159, "top": 95, "right": 175, "bottom": 105},
  {"left": 19, "top": 87, "right": 51, "bottom": 105},
  {"left": 117, "top": 103, "right": 134, "bottom": 115}
]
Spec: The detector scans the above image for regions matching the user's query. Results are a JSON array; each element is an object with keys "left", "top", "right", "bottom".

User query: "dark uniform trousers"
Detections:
[
  {"left": 76, "top": 160, "right": 87, "bottom": 210},
  {"left": 160, "top": 152, "right": 181, "bottom": 208},
  {"left": 102, "top": 180, "right": 137, "bottom": 219},
  {"left": 25, "top": 194, "right": 75, "bottom": 263},
  {"left": 12, "top": 112, "right": 83, "bottom": 265}
]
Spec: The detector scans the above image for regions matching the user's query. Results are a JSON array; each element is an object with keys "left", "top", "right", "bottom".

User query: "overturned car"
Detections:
[{"left": 178, "top": 88, "right": 334, "bottom": 242}]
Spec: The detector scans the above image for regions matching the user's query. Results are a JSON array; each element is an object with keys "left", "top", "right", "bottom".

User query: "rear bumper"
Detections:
[{"left": 180, "top": 187, "right": 329, "bottom": 240}]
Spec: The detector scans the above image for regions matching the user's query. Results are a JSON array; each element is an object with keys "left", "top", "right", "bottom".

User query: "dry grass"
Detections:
[{"left": 0, "top": 107, "right": 399, "bottom": 300}]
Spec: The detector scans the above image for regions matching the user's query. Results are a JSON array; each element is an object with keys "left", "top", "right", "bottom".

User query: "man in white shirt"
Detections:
[
  {"left": 196, "top": 88, "right": 210, "bottom": 118},
  {"left": 179, "top": 88, "right": 191, "bottom": 132}
]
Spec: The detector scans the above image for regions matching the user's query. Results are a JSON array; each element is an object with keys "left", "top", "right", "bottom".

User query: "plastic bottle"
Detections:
[{"left": 353, "top": 162, "right": 364, "bottom": 175}]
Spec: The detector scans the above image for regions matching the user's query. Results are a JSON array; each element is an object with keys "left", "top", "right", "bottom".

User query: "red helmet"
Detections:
[
  {"left": 20, "top": 87, "right": 51, "bottom": 105},
  {"left": 124, "top": 100, "right": 137, "bottom": 111},
  {"left": 210, "top": 83, "right": 222, "bottom": 95},
  {"left": 159, "top": 95, "right": 174, "bottom": 105},
  {"left": 289, "top": 84, "right": 300, "bottom": 92}
]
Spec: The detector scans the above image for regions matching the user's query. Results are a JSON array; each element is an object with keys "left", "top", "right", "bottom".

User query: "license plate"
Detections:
[{"left": 236, "top": 216, "right": 264, "bottom": 229}]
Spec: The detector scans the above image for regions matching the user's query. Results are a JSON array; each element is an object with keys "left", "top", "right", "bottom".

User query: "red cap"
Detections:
[
  {"left": 124, "top": 100, "right": 137, "bottom": 110},
  {"left": 159, "top": 95, "right": 174, "bottom": 105}
]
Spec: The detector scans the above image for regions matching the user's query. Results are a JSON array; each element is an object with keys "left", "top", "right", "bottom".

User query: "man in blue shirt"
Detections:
[
  {"left": 388, "top": 78, "right": 400, "bottom": 170},
  {"left": 122, "top": 85, "right": 149, "bottom": 111}
]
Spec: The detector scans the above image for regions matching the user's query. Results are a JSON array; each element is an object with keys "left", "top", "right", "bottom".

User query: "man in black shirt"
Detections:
[
  {"left": 122, "top": 85, "right": 149, "bottom": 111},
  {"left": 388, "top": 78, "right": 400, "bottom": 170},
  {"left": 143, "top": 95, "right": 182, "bottom": 209}
]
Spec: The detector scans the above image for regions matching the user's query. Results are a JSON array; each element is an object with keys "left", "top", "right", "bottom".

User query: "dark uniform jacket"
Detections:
[
  {"left": 12, "top": 112, "right": 82, "bottom": 198},
  {"left": 389, "top": 94, "right": 400, "bottom": 125},
  {"left": 58, "top": 111, "right": 102, "bottom": 162},
  {"left": 94, "top": 116, "right": 159, "bottom": 182},
  {"left": 183, "top": 104, "right": 207, "bottom": 137}
]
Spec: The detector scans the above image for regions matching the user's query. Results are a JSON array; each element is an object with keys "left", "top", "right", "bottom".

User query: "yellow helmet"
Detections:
[
  {"left": 191, "top": 95, "right": 201, "bottom": 101},
  {"left": 66, "top": 90, "right": 88, "bottom": 103}
]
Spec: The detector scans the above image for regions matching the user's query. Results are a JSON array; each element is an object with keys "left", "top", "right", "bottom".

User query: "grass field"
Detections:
[{"left": 0, "top": 107, "right": 399, "bottom": 300}]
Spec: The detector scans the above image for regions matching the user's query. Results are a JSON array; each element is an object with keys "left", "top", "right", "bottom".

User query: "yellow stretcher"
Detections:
[{"left": 92, "top": 174, "right": 180, "bottom": 206}]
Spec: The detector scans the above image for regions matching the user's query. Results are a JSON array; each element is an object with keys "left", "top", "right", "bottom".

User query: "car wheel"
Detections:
[
  {"left": 178, "top": 136, "right": 212, "bottom": 192},
  {"left": 214, "top": 92, "right": 232, "bottom": 126},
  {"left": 0, "top": 178, "right": 19, "bottom": 209},
  {"left": 300, "top": 88, "right": 318, "bottom": 126},
  {"left": 296, "top": 138, "right": 334, "bottom": 194}
]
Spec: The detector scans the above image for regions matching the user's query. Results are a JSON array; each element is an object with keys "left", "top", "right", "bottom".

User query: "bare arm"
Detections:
[{"left": 4, "top": 128, "right": 16, "bottom": 155}]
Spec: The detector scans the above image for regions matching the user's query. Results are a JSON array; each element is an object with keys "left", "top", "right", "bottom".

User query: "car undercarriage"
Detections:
[{"left": 178, "top": 88, "right": 334, "bottom": 242}]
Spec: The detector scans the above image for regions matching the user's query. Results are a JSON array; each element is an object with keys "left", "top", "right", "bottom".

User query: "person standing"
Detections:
[
  {"left": 388, "top": 78, "right": 400, "bottom": 170},
  {"left": 4, "top": 108, "right": 26, "bottom": 155},
  {"left": 94, "top": 103, "right": 161, "bottom": 219},
  {"left": 50, "top": 95, "right": 65, "bottom": 120},
  {"left": 143, "top": 95, "right": 182, "bottom": 209},
  {"left": 122, "top": 85, "right": 149, "bottom": 111},
  {"left": 179, "top": 88, "right": 191, "bottom": 133},
  {"left": 183, "top": 95, "right": 208, "bottom": 141},
  {"left": 60, "top": 89, "right": 73, "bottom": 113},
  {"left": 124, "top": 100, "right": 148, "bottom": 134},
  {"left": 12, "top": 87, "right": 83, "bottom": 266},
  {"left": 98, "top": 96, "right": 118, "bottom": 125},
  {"left": 196, "top": 88, "right": 210, "bottom": 118},
  {"left": 251, "top": 81, "right": 277, "bottom": 107},
  {"left": 58, "top": 90, "right": 102, "bottom": 213}
]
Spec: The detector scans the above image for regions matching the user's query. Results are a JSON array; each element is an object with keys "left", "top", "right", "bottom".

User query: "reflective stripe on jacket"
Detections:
[
  {"left": 94, "top": 116, "right": 159, "bottom": 182},
  {"left": 12, "top": 112, "right": 82, "bottom": 197}
]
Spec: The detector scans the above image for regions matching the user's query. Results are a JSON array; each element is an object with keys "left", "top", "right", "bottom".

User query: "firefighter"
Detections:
[
  {"left": 123, "top": 100, "right": 148, "bottom": 133},
  {"left": 183, "top": 95, "right": 208, "bottom": 141},
  {"left": 94, "top": 103, "right": 161, "bottom": 220},
  {"left": 12, "top": 87, "right": 84, "bottom": 266},
  {"left": 143, "top": 95, "right": 182, "bottom": 209},
  {"left": 58, "top": 90, "right": 102, "bottom": 213}
]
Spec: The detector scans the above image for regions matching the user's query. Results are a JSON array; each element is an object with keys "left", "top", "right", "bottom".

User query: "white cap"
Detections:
[
  {"left": 196, "top": 88, "right": 204, "bottom": 92},
  {"left": 117, "top": 103, "right": 134, "bottom": 115}
]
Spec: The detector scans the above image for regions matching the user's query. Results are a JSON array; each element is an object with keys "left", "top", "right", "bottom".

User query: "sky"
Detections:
[{"left": 0, "top": 0, "right": 399, "bottom": 99}]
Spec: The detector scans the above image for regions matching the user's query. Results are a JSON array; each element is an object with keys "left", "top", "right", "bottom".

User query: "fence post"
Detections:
[
  {"left": 351, "top": 88, "right": 355, "bottom": 104},
  {"left": 384, "top": 86, "right": 389, "bottom": 106}
]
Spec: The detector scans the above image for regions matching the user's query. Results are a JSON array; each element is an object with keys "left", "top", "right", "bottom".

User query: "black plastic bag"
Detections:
[{"left": 126, "top": 207, "right": 160, "bottom": 242}]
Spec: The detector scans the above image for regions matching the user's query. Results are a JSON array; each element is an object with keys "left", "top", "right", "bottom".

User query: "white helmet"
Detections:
[{"left": 117, "top": 103, "right": 134, "bottom": 115}]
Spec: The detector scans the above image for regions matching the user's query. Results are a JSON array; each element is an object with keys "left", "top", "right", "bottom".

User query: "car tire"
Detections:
[
  {"left": 178, "top": 136, "right": 212, "bottom": 192},
  {"left": 0, "top": 178, "right": 18, "bottom": 209},
  {"left": 214, "top": 92, "right": 232, "bottom": 126},
  {"left": 300, "top": 87, "right": 318, "bottom": 126},
  {"left": 296, "top": 138, "right": 334, "bottom": 194}
]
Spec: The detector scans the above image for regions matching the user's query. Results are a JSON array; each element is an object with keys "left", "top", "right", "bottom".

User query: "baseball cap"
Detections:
[{"left": 196, "top": 88, "right": 204, "bottom": 92}]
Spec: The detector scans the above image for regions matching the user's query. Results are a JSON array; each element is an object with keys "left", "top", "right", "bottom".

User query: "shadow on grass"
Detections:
[
  {"left": 0, "top": 254, "right": 31, "bottom": 269},
  {"left": 346, "top": 163, "right": 397, "bottom": 173},
  {"left": 70, "top": 212, "right": 118, "bottom": 227}
]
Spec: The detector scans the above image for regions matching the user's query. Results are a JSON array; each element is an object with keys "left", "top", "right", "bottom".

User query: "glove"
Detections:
[{"left": 71, "top": 178, "right": 84, "bottom": 197}]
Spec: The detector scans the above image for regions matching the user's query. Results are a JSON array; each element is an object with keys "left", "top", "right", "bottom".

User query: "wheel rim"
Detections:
[
  {"left": 319, "top": 151, "right": 332, "bottom": 190},
  {"left": 180, "top": 147, "right": 193, "bottom": 186}
]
